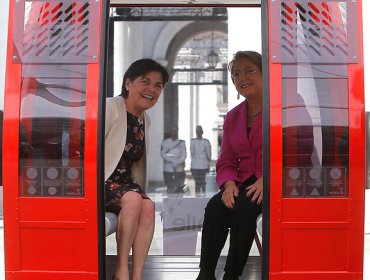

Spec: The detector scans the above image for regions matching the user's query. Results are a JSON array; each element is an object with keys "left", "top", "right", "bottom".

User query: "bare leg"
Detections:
[
  {"left": 114, "top": 192, "right": 144, "bottom": 280},
  {"left": 131, "top": 199, "right": 155, "bottom": 280}
]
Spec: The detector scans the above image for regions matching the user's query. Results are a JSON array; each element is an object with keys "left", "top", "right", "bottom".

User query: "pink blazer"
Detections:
[{"left": 216, "top": 100, "right": 263, "bottom": 188}]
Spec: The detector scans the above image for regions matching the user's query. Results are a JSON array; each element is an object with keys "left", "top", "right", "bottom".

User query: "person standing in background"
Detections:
[
  {"left": 190, "top": 125, "right": 211, "bottom": 197},
  {"left": 160, "top": 127, "right": 187, "bottom": 194}
]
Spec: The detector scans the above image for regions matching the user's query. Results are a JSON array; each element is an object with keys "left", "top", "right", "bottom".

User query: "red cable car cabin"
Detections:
[{"left": 2, "top": 0, "right": 366, "bottom": 279}]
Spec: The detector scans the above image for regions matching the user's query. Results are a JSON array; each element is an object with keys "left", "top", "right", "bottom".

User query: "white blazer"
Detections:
[{"left": 104, "top": 96, "right": 151, "bottom": 191}]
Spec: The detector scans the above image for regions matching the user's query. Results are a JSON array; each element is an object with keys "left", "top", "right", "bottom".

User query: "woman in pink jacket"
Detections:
[{"left": 196, "top": 51, "right": 263, "bottom": 280}]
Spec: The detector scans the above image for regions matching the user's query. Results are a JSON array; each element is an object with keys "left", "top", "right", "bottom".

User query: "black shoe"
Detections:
[
  {"left": 222, "top": 271, "right": 239, "bottom": 280},
  {"left": 196, "top": 269, "right": 216, "bottom": 280}
]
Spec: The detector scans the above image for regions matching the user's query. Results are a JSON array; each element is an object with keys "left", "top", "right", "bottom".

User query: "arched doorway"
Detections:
[{"left": 164, "top": 24, "right": 228, "bottom": 169}]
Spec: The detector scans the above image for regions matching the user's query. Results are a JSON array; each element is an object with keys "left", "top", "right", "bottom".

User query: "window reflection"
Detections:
[
  {"left": 19, "top": 77, "right": 85, "bottom": 197},
  {"left": 283, "top": 70, "right": 349, "bottom": 197}
]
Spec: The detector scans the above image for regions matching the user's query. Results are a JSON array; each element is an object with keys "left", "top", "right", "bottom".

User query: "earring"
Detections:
[{"left": 237, "top": 93, "right": 240, "bottom": 100}]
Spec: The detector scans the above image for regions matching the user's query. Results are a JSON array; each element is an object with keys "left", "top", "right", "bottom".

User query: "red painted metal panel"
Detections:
[
  {"left": 6, "top": 272, "right": 97, "bottom": 280},
  {"left": 270, "top": 272, "right": 362, "bottom": 280},
  {"left": 3, "top": 0, "right": 23, "bottom": 272},
  {"left": 281, "top": 228, "right": 348, "bottom": 270},
  {"left": 82, "top": 61, "right": 101, "bottom": 273},
  {"left": 18, "top": 198, "right": 88, "bottom": 220},
  {"left": 346, "top": 0, "right": 366, "bottom": 273},
  {"left": 281, "top": 199, "right": 350, "bottom": 222},
  {"left": 268, "top": 0, "right": 365, "bottom": 279},
  {"left": 20, "top": 227, "right": 89, "bottom": 270},
  {"left": 269, "top": 61, "right": 284, "bottom": 273},
  {"left": 3, "top": 1, "right": 104, "bottom": 279}
]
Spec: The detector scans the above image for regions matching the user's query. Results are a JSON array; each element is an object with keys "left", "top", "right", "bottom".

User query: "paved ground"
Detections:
[{"left": 0, "top": 189, "right": 369, "bottom": 279}]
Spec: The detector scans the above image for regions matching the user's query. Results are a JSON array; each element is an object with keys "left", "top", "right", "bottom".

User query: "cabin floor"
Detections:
[{"left": 105, "top": 255, "right": 262, "bottom": 280}]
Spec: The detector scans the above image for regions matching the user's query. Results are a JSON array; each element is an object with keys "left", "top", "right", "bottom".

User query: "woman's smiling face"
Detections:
[
  {"left": 231, "top": 57, "right": 262, "bottom": 100},
  {"left": 125, "top": 71, "right": 164, "bottom": 114}
]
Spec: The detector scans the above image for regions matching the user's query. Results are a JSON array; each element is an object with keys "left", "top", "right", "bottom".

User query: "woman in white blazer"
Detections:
[{"left": 105, "top": 59, "right": 169, "bottom": 280}]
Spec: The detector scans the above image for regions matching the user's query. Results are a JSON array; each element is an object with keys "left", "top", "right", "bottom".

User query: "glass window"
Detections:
[
  {"left": 19, "top": 77, "right": 86, "bottom": 197},
  {"left": 283, "top": 67, "right": 349, "bottom": 197},
  {"left": 15, "top": 1, "right": 97, "bottom": 197},
  {"left": 273, "top": 1, "right": 354, "bottom": 198}
]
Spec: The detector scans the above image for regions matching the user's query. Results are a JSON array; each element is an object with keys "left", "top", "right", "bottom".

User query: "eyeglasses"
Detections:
[{"left": 231, "top": 69, "right": 258, "bottom": 80}]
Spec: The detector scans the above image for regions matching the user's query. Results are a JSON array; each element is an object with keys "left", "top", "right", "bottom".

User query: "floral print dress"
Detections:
[{"left": 105, "top": 112, "right": 149, "bottom": 215}]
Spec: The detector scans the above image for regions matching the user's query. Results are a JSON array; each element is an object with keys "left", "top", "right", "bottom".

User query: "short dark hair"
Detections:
[
  {"left": 120, "top": 59, "right": 170, "bottom": 98},
  {"left": 228, "top": 51, "right": 262, "bottom": 74}
]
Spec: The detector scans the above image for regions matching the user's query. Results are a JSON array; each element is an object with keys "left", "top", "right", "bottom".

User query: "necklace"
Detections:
[{"left": 247, "top": 111, "right": 260, "bottom": 117}]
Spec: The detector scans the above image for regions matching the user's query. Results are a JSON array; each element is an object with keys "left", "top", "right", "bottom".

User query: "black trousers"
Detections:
[
  {"left": 164, "top": 171, "right": 185, "bottom": 193},
  {"left": 191, "top": 169, "right": 208, "bottom": 196},
  {"left": 199, "top": 175, "right": 262, "bottom": 276}
]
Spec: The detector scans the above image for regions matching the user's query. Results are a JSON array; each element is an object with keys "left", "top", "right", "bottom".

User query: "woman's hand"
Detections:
[
  {"left": 221, "top": 181, "right": 239, "bottom": 209},
  {"left": 246, "top": 177, "right": 263, "bottom": 205}
]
